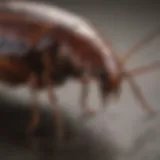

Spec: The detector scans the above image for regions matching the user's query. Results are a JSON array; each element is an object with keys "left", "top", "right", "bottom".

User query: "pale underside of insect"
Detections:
[{"left": 1, "top": 1, "right": 160, "bottom": 146}]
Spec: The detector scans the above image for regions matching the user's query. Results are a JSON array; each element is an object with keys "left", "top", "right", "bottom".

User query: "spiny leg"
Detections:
[
  {"left": 27, "top": 73, "right": 40, "bottom": 136},
  {"left": 42, "top": 52, "right": 64, "bottom": 147},
  {"left": 124, "top": 72, "right": 155, "bottom": 115},
  {"left": 42, "top": 71, "right": 64, "bottom": 147},
  {"left": 80, "top": 73, "right": 96, "bottom": 116},
  {"left": 98, "top": 80, "right": 108, "bottom": 109}
]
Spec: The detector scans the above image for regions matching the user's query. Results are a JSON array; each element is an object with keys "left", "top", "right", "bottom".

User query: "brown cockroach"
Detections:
[{"left": 0, "top": 1, "right": 160, "bottom": 145}]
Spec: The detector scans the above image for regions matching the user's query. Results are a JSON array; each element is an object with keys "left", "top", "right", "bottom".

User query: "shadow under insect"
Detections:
[
  {"left": 0, "top": 94, "right": 93, "bottom": 160},
  {"left": 0, "top": 52, "right": 118, "bottom": 160}
]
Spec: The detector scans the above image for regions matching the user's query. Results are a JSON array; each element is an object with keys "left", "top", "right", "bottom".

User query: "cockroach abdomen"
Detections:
[{"left": 0, "top": 35, "right": 31, "bottom": 56}]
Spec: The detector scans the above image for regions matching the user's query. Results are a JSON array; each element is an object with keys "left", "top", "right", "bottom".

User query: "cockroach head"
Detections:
[{"left": 97, "top": 60, "right": 123, "bottom": 103}]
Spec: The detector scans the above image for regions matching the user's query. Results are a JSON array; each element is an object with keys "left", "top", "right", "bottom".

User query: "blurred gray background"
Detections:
[{"left": 0, "top": 0, "right": 160, "bottom": 160}]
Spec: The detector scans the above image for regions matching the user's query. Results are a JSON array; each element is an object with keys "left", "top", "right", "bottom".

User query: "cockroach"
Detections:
[{"left": 0, "top": 1, "right": 160, "bottom": 145}]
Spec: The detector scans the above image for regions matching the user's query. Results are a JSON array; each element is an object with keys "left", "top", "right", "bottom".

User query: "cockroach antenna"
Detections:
[{"left": 119, "top": 27, "right": 160, "bottom": 114}]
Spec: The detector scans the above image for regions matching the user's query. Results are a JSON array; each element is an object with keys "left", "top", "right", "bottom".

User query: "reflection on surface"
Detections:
[{"left": 0, "top": 95, "right": 94, "bottom": 160}]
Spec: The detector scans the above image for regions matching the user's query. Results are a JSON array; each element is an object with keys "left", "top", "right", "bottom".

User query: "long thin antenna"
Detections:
[
  {"left": 120, "top": 27, "right": 160, "bottom": 65},
  {"left": 124, "top": 72, "right": 155, "bottom": 114},
  {"left": 129, "top": 61, "right": 160, "bottom": 76}
]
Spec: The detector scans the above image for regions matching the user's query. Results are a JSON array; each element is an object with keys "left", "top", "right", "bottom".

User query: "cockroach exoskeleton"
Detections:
[
  {"left": 0, "top": 3, "right": 68, "bottom": 146},
  {"left": 1, "top": 1, "right": 160, "bottom": 146}
]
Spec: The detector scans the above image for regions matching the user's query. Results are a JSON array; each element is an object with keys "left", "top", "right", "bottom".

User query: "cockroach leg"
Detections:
[
  {"left": 43, "top": 72, "right": 64, "bottom": 147},
  {"left": 99, "top": 87, "right": 110, "bottom": 109},
  {"left": 42, "top": 52, "right": 64, "bottom": 147},
  {"left": 27, "top": 73, "right": 40, "bottom": 136},
  {"left": 80, "top": 75, "right": 95, "bottom": 116},
  {"left": 124, "top": 72, "right": 156, "bottom": 115},
  {"left": 48, "top": 84, "right": 64, "bottom": 146}
]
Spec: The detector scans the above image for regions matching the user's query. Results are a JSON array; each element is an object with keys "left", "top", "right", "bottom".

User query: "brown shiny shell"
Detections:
[
  {"left": 0, "top": 9, "right": 53, "bottom": 85},
  {"left": 0, "top": 6, "right": 110, "bottom": 87},
  {"left": 0, "top": 8, "right": 53, "bottom": 57}
]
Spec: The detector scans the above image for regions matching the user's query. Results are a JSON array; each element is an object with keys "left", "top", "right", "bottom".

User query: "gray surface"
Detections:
[
  {"left": 0, "top": 93, "right": 116, "bottom": 160},
  {"left": 0, "top": 1, "right": 160, "bottom": 160}
]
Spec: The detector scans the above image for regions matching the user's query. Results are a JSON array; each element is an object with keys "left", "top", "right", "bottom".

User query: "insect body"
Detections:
[
  {"left": 0, "top": 1, "right": 160, "bottom": 145},
  {"left": 0, "top": 6, "right": 68, "bottom": 145},
  {"left": 8, "top": 1, "right": 160, "bottom": 113}
]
